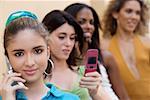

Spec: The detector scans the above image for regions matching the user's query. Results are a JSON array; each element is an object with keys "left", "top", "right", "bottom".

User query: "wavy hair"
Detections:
[{"left": 102, "top": 0, "right": 149, "bottom": 38}]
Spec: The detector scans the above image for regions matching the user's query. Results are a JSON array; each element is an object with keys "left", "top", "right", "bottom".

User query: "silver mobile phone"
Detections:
[{"left": 5, "top": 56, "right": 24, "bottom": 86}]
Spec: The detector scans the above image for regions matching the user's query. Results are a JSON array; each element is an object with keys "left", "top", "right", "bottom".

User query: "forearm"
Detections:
[
  {"left": 109, "top": 72, "right": 130, "bottom": 100},
  {"left": 91, "top": 86, "right": 111, "bottom": 100}
]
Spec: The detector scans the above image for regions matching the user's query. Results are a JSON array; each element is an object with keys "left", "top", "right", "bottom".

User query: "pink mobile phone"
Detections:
[{"left": 84, "top": 49, "right": 98, "bottom": 74}]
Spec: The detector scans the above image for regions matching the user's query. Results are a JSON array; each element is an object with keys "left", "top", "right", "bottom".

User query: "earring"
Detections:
[
  {"left": 48, "top": 59, "right": 54, "bottom": 69},
  {"left": 44, "top": 59, "right": 54, "bottom": 76}
]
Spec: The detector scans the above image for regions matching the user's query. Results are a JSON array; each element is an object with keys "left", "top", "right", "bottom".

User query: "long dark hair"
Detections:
[
  {"left": 64, "top": 3, "right": 101, "bottom": 49},
  {"left": 42, "top": 10, "right": 84, "bottom": 70},
  {"left": 64, "top": 3, "right": 103, "bottom": 73}
]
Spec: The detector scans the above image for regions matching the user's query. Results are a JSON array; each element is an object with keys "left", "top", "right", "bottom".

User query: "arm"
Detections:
[
  {"left": 80, "top": 72, "right": 111, "bottom": 100},
  {"left": 100, "top": 38, "right": 110, "bottom": 50},
  {"left": 90, "top": 85, "right": 111, "bottom": 100},
  {"left": 102, "top": 50, "right": 130, "bottom": 100},
  {"left": 139, "top": 35, "right": 150, "bottom": 48}
]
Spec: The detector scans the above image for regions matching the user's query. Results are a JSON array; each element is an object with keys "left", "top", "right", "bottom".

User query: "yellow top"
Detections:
[{"left": 108, "top": 35, "right": 150, "bottom": 100}]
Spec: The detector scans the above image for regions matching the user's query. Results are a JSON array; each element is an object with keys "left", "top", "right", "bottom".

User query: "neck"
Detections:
[
  {"left": 51, "top": 56, "right": 69, "bottom": 71},
  {"left": 116, "top": 28, "right": 134, "bottom": 41},
  {"left": 24, "top": 77, "right": 48, "bottom": 98},
  {"left": 82, "top": 42, "right": 89, "bottom": 56}
]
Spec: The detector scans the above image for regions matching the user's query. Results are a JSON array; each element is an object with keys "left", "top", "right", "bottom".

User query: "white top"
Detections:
[{"left": 99, "top": 62, "right": 119, "bottom": 100}]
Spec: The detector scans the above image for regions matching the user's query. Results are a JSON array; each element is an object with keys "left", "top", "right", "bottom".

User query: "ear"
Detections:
[
  {"left": 47, "top": 46, "right": 50, "bottom": 59},
  {"left": 112, "top": 11, "right": 118, "bottom": 19}
]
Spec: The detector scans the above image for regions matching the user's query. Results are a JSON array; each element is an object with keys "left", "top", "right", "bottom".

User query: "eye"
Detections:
[
  {"left": 14, "top": 52, "right": 24, "bottom": 57},
  {"left": 58, "top": 36, "right": 65, "bottom": 40},
  {"left": 90, "top": 20, "right": 94, "bottom": 25},
  {"left": 125, "top": 9, "right": 132, "bottom": 14},
  {"left": 58, "top": 34, "right": 66, "bottom": 40},
  {"left": 136, "top": 11, "right": 141, "bottom": 15},
  {"left": 34, "top": 49, "right": 43, "bottom": 54},
  {"left": 78, "top": 20, "right": 86, "bottom": 25},
  {"left": 70, "top": 35, "right": 76, "bottom": 41}
]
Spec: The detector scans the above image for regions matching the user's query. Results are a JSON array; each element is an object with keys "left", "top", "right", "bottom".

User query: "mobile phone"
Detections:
[
  {"left": 84, "top": 49, "right": 98, "bottom": 74},
  {"left": 5, "top": 56, "right": 24, "bottom": 86}
]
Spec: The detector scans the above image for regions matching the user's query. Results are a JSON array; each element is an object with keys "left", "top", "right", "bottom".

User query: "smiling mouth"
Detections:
[
  {"left": 24, "top": 69, "right": 37, "bottom": 76},
  {"left": 84, "top": 32, "right": 92, "bottom": 38}
]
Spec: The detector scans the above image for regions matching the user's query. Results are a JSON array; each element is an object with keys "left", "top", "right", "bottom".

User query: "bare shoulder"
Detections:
[
  {"left": 101, "top": 50, "right": 119, "bottom": 71},
  {"left": 101, "top": 50, "right": 116, "bottom": 66},
  {"left": 101, "top": 50, "right": 114, "bottom": 60},
  {"left": 138, "top": 35, "right": 150, "bottom": 47},
  {"left": 100, "top": 38, "right": 111, "bottom": 50}
]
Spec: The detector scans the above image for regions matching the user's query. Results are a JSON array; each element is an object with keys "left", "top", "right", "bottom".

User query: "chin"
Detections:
[
  {"left": 127, "top": 27, "right": 136, "bottom": 32},
  {"left": 23, "top": 74, "right": 41, "bottom": 83}
]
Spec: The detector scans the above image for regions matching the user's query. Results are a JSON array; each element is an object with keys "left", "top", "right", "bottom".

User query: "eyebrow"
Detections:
[
  {"left": 59, "top": 32, "right": 66, "bottom": 35},
  {"left": 12, "top": 49, "right": 24, "bottom": 52},
  {"left": 79, "top": 18, "right": 86, "bottom": 21},
  {"left": 60, "top": 32, "right": 75, "bottom": 35},
  {"left": 33, "top": 45, "right": 45, "bottom": 49}
]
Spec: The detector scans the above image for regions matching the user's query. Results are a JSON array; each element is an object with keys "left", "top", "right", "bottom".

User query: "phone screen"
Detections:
[
  {"left": 84, "top": 49, "right": 98, "bottom": 74},
  {"left": 88, "top": 57, "right": 96, "bottom": 64}
]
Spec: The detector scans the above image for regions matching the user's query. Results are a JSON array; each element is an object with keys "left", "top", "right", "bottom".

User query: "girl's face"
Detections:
[
  {"left": 113, "top": 0, "right": 141, "bottom": 33},
  {"left": 6, "top": 29, "right": 49, "bottom": 83},
  {"left": 49, "top": 23, "right": 76, "bottom": 61},
  {"left": 76, "top": 7, "right": 95, "bottom": 41}
]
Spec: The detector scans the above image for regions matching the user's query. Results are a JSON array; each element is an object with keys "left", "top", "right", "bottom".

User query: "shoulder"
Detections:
[
  {"left": 45, "top": 83, "right": 79, "bottom": 100},
  {"left": 138, "top": 35, "right": 150, "bottom": 48},
  {"left": 101, "top": 38, "right": 111, "bottom": 50},
  {"left": 101, "top": 50, "right": 118, "bottom": 69},
  {"left": 101, "top": 50, "right": 115, "bottom": 63}
]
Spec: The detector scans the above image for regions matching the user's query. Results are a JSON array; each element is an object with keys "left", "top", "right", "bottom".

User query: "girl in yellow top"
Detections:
[{"left": 102, "top": 0, "right": 150, "bottom": 100}]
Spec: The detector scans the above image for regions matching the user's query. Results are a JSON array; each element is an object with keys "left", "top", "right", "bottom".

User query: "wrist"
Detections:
[
  {"left": 91, "top": 86, "right": 110, "bottom": 100},
  {"left": 90, "top": 85, "right": 101, "bottom": 100},
  {"left": 2, "top": 92, "right": 16, "bottom": 100}
]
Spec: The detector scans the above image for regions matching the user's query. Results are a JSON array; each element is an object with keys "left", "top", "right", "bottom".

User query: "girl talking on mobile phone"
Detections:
[{"left": 0, "top": 10, "right": 79, "bottom": 100}]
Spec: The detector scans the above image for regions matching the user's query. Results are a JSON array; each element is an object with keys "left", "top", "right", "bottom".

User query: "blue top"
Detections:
[{"left": 0, "top": 83, "right": 79, "bottom": 100}]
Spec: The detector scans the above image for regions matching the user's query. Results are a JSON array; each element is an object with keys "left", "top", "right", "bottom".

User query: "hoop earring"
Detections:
[
  {"left": 44, "top": 59, "right": 54, "bottom": 76},
  {"left": 48, "top": 59, "right": 54, "bottom": 69}
]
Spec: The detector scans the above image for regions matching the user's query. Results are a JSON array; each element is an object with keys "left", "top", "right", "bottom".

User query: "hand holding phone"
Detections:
[
  {"left": 5, "top": 57, "right": 25, "bottom": 87},
  {"left": 84, "top": 49, "right": 98, "bottom": 74}
]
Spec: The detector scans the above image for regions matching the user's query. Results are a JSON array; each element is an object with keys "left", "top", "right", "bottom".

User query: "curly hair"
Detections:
[{"left": 102, "top": 0, "right": 149, "bottom": 38}]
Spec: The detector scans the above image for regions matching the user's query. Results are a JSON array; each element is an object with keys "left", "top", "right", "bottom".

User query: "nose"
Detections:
[
  {"left": 25, "top": 54, "right": 35, "bottom": 67},
  {"left": 85, "top": 22, "right": 93, "bottom": 30},
  {"left": 65, "top": 38, "right": 72, "bottom": 47},
  {"left": 131, "top": 12, "right": 139, "bottom": 19}
]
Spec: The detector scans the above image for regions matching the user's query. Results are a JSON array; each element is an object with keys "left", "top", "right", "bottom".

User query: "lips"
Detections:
[
  {"left": 128, "top": 20, "right": 137, "bottom": 27},
  {"left": 84, "top": 32, "right": 92, "bottom": 38},
  {"left": 63, "top": 49, "right": 70, "bottom": 54},
  {"left": 23, "top": 69, "right": 37, "bottom": 76}
]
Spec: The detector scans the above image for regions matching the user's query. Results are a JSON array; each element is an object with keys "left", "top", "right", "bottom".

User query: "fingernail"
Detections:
[
  {"left": 85, "top": 74, "right": 88, "bottom": 76},
  {"left": 24, "top": 85, "right": 28, "bottom": 89}
]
